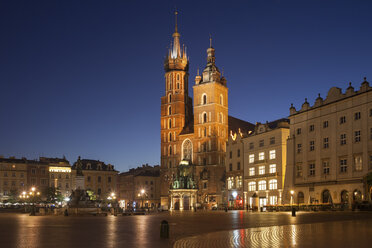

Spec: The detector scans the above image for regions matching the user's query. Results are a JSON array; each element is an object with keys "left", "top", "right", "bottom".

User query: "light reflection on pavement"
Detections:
[{"left": 0, "top": 211, "right": 371, "bottom": 248}]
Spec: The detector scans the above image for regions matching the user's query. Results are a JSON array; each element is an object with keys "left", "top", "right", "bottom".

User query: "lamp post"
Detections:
[
  {"left": 29, "top": 187, "right": 40, "bottom": 216},
  {"left": 290, "top": 190, "right": 294, "bottom": 206},
  {"left": 140, "top": 189, "right": 145, "bottom": 209}
]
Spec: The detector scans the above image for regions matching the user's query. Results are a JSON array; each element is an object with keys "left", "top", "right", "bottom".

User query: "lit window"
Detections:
[
  {"left": 269, "top": 164, "right": 276, "bottom": 173},
  {"left": 259, "top": 152, "right": 265, "bottom": 160},
  {"left": 227, "top": 177, "right": 233, "bottom": 189},
  {"left": 354, "top": 155, "right": 362, "bottom": 171},
  {"left": 269, "top": 150, "right": 276, "bottom": 159},
  {"left": 259, "top": 166, "right": 265, "bottom": 175},
  {"left": 269, "top": 179, "right": 277, "bottom": 190},
  {"left": 248, "top": 181, "right": 256, "bottom": 191},
  {"left": 258, "top": 180, "right": 266, "bottom": 190},
  {"left": 249, "top": 167, "right": 255, "bottom": 176},
  {"left": 249, "top": 154, "right": 254, "bottom": 163}
]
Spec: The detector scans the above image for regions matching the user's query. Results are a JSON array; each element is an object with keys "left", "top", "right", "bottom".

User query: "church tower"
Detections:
[
  {"left": 160, "top": 12, "right": 193, "bottom": 206},
  {"left": 193, "top": 39, "right": 228, "bottom": 205}
]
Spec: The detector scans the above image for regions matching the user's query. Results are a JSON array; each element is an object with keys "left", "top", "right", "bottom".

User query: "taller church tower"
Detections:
[{"left": 160, "top": 12, "right": 193, "bottom": 206}]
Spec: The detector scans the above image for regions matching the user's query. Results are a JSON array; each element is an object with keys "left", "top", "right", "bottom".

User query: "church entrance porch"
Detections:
[{"left": 170, "top": 189, "right": 198, "bottom": 210}]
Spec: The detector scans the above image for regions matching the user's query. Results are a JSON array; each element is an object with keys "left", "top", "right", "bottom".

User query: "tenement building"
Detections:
[
  {"left": 44, "top": 157, "right": 73, "bottom": 198},
  {"left": 0, "top": 157, "right": 29, "bottom": 201},
  {"left": 243, "top": 119, "right": 289, "bottom": 210},
  {"left": 118, "top": 164, "right": 160, "bottom": 209},
  {"left": 225, "top": 122, "right": 255, "bottom": 209},
  {"left": 72, "top": 157, "right": 118, "bottom": 199},
  {"left": 160, "top": 13, "right": 253, "bottom": 209},
  {"left": 284, "top": 78, "right": 372, "bottom": 206}
]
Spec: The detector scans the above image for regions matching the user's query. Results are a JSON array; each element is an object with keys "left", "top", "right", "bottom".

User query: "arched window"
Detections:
[
  {"left": 204, "top": 128, "right": 207, "bottom": 137},
  {"left": 322, "top": 189, "right": 331, "bottom": 203},
  {"left": 202, "top": 94, "right": 207, "bottom": 105},
  {"left": 169, "top": 146, "right": 172, "bottom": 155},
  {"left": 203, "top": 113, "right": 207, "bottom": 123},
  {"left": 341, "top": 190, "right": 349, "bottom": 204},
  {"left": 220, "top": 94, "right": 223, "bottom": 105},
  {"left": 182, "top": 139, "right": 193, "bottom": 161},
  {"left": 258, "top": 180, "right": 266, "bottom": 190},
  {"left": 177, "top": 74, "right": 180, "bottom": 80},
  {"left": 168, "top": 119, "right": 172, "bottom": 129},
  {"left": 269, "top": 179, "right": 277, "bottom": 190},
  {"left": 177, "top": 82, "right": 180, "bottom": 89},
  {"left": 168, "top": 106, "right": 172, "bottom": 115},
  {"left": 353, "top": 189, "right": 362, "bottom": 202},
  {"left": 169, "top": 133, "right": 172, "bottom": 142},
  {"left": 297, "top": 192, "right": 304, "bottom": 204},
  {"left": 168, "top": 94, "right": 172, "bottom": 103}
]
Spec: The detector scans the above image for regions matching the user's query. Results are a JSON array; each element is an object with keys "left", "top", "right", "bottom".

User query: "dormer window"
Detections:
[
  {"left": 97, "top": 164, "right": 102, "bottom": 170},
  {"left": 87, "top": 163, "right": 91, "bottom": 170}
]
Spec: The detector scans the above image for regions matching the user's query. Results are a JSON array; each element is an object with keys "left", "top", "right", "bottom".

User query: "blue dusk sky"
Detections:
[{"left": 1, "top": 0, "right": 371, "bottom": 172}]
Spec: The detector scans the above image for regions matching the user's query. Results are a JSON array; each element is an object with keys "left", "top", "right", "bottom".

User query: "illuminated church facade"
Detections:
[{"left": 160, "top": 13, "right": 253, "bottom": 209}]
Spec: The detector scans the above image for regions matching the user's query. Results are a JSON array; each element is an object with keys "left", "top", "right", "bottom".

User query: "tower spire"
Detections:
[
  {"left": 209, "top": 34, "right": 212, "bottom": 48},
  {"left": 175, "top": 10, "right": 178, "bottom": 33}
]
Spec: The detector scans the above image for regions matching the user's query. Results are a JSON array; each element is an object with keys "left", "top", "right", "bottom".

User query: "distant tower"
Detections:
[
  {"left": 193, "top": 37, "right": 228, "bottom": 203},
  {"left": 160, "top": 11, "right": 193, "bottom": 206}
]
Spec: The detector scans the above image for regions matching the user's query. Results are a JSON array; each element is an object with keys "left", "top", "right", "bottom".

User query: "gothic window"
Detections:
[
  {"left": 168, "top": 94, "right": 172, "bottom": 103},
  {"left": 204, "top": 128, "right": 207, "bottom": 137},
  {"left": 177, "top": 74, "right": 180, "bottom": 81},
  {"left": 182, "top": 139, "right": 192, "bottom": 161},
  {"left": 220, "top": 94, "right": 223, "bottom": 105},
  {"left": 177, "top": 82, "right": 180, "bottom": 89},
  {"left": 169, "top": 119, "right": 172, "bottom": 129},
  {"left": 169, "top": 133, "right": 172, "bottom": 142},
  {"left": 202, "top": 94, "right": 207, "bottom": 105},
  {"left": 203, "top": 113, "right": 207, "bottom": 123},
  {"left": 168, "top": 106, "right": 172, "bottom": 115},
  {"left": 169, "top": 146, "right": 172, "bottom": 155}
]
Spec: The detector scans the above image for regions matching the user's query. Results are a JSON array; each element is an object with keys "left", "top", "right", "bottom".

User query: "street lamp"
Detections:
[{"left": 290, "top": 190, "right": 294, "bottom": 206}]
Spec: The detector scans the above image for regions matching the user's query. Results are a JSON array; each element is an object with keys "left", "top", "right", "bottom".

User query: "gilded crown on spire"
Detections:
[{"left": 164, "top": 11, "right": 189, "bottom": 72}]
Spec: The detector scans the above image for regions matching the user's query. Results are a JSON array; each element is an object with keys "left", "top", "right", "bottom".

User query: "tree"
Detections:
[{"left": 44, "top": 187, "right": 63, "bottom": 203}]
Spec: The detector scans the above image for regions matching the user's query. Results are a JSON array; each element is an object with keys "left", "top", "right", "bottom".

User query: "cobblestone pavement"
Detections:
[
  {"left": 0, "top": 211, "right": 371, "bottom": 248},
  {"left": 174, "top": 219, "right": 372, "bottom": 248}
]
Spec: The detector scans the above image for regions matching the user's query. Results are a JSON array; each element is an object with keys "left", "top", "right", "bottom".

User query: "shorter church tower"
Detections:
[{"left": 193, "top": 39, "right": 228, "bottom": 205}]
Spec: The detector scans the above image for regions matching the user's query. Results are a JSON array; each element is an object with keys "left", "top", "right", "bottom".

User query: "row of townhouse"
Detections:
[
  {"left": 0, "top": 156, "right": 118, "bottom": 201},
  {"left": 226, "top": 78, "right": 372, "bottom": 209}
]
